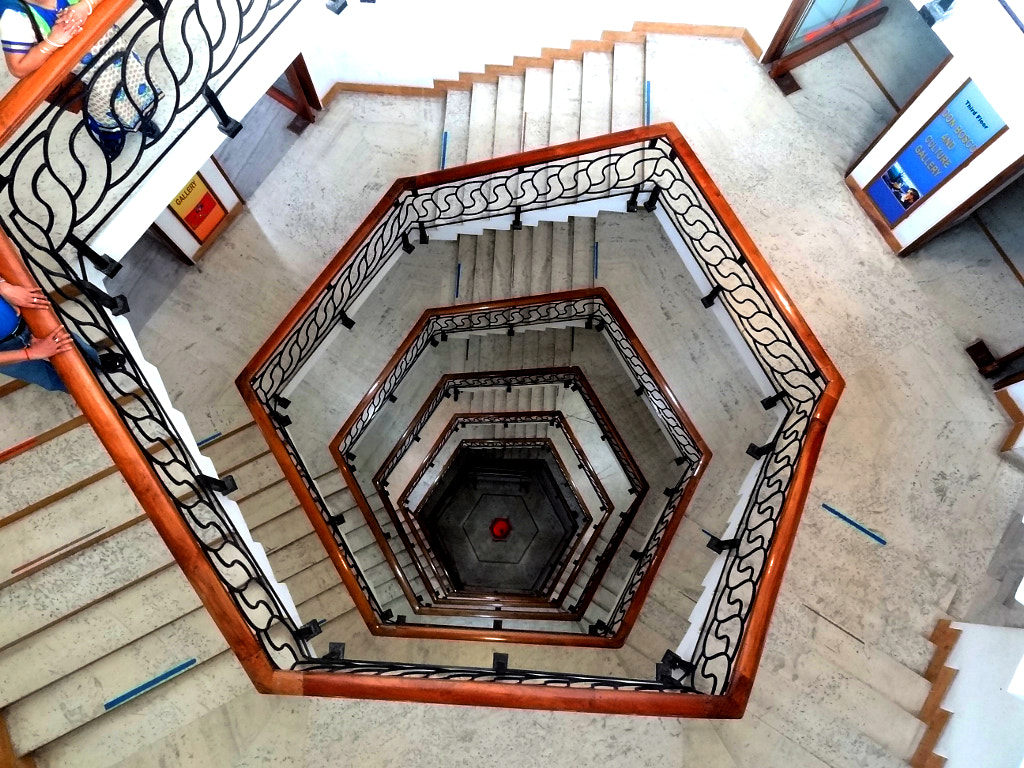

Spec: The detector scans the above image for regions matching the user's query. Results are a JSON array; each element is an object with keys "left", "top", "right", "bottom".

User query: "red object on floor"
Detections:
[{"left": 489, "top": 517, "right": 512, "bottom": 540}]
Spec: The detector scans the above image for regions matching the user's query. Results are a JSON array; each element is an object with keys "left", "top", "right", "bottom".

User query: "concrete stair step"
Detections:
[
  {"left": 466, "top": 231, "right": 492, "bottom": 305},
  {"left": 466, "top": 81, "right": 497, "bottom": 163},
  {"left": 783, "top": 505, "right": 959, "bottom": 674},
  {"left": 530, "top": 221, "right": 554, "bottom": 295},
  {"left": 550, "top": 221, "right": 572, "bottom": 291},
  {"left": 441, "top": 90, "right": 470, "bottom": 169},
  {"left": 0, "top": 399, "right": 154, "bottom": 521},
  {"left": 455, "top": 233, "right": 476, "bottom": 304},
  {"left": 611, "top": 41, "right": 645, "bottom": 131},
  {"left": 199, "top": 422, "right": 267, "bottom": 473},
  {"left": 6, "top": 604, "right": 233, "bottom": 754},
  {"left": 548, "top": 59, "right": 582, "bottom": 145},
  {"left": 0, "top": 565, "right": 191, "bottom": 709},
  {"left": 0, "top": 383, "right": 84, "bottom": 452},
  {"left": 0, "top": 522, "right": 174, "bottom": 651},
  {"left": 491, "top": 229, "right": 513, "bottom": 300},
  {"left": 522, "top": 67, "right": 552, "bottom": 152},
  {"left": 24, "top": 579, "right": 356, "bottom": 766},
  {"left": 0, "top": 453, "right": 340, "bottom": 710},
  {"left": 492, "top": 74, "right": 524, "bottom": 157},
  {"left": 0, "top": 470, "right": 145, "bottom": 591},
  {"left": 510, "top": 226, "right": 532, "bottom": 298},
  {"left": 32, "top": 649, "right": 253, "bottom": 768},
  {"left": 570, "top": 216, "right": 596, "bottom": 290},
  {"left": 750, "top": 607, "right": 928, "bottom": 767},
  {"left": 579, "top": 50, "right": 613, "bottom": 139}
]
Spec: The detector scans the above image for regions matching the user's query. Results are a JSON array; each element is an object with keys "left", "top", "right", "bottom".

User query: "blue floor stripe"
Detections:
[
  {"left": 822, "top": 504, "right": 886, "bottom": 545},
  {"left": 104, "top": 658, "right": 198, "bottom": 711},
  {"left": 196, "top": 432, "right": 221, "bottom": 448}
]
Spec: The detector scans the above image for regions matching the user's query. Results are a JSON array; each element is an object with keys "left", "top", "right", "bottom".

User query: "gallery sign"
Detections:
[
  {"left": 865, "top": 79, "right": 1006, "bottom": 226},
  {"left": 169, "top": 172, "right": 227, "bottom": 243}
]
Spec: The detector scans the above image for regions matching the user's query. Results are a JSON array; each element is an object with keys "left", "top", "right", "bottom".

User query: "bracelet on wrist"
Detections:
[
  {"left": 43, "top": 34, "right": 64, "bottom": 48},
  {"left": 23, "top": 348, "right": 31, "bottom": 361}
]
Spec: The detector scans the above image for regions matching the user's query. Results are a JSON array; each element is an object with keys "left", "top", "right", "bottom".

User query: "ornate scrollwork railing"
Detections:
[
  {"left": 240, "top": 126, "right": 842, "bottom": 711},
  {"left": 0, "top": 0, "right": 311, "bottom": 678},
  {"left": 0, "top": 0, "right": 302, "bottom": 246}
]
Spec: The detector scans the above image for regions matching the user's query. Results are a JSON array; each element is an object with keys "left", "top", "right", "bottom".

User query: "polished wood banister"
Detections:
[
  {"left": 234, "top": 124, "right": 843, "bottom": 714},
  {"left": 238, "top": 125, "right": 674, "bottom": 387},
  {"left": 386, "top": 430, "right": 605, "bottom": 622},
  {"left": 298, "top": 668, "right": 743, "bottom": 718},
  {"left": 0, "top": 0, "right": 134, "bottom": 146},
  {"left": 0, "top": 234, "right": 278, "bottom": 693}
]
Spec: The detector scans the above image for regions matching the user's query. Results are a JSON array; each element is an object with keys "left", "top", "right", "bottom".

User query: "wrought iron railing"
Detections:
[
  {"left": 0, "top": 0, "right": 312, "bottom": 680},
  {"left": 301, "top": 292, "right": 698, "bottom": 642},
  {"left": 0, "top": 0, "right": 302, "bottom": 245},
  {"left": 371, "top": 370, "right": 642, "bottom": 624},
  {"left": 238, "top": 125, "right": 843, "bottom": 713},
  {"left": 376, "top": 368, "right": 644, "bottom": 498},
  {"left": 386, "top": 416, "right": 602, "bottom": 620},
  {"left": 0, "top": 115, "right": 842, "bottom": 714}
]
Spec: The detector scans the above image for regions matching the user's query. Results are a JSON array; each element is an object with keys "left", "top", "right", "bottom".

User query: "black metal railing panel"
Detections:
[
  {"left": 0, "top": 0, "right": 301, "bottom": 249},
  {"left": 249, "top": 131, "right": 828, "bottom": 693},
  {"left": 0, "top": 0, "right": 309, "bottom": 672}
]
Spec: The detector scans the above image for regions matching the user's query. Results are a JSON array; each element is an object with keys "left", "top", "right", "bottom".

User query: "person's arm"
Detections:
[
  {"left": 3, "top": 12, "right": 83, "bottom": 78},
  {"left": 0, "top": 328, "right": 73, "bottom": 365},
  {"left": 0, "top": 277, "right": 73, "bottom": 364}
]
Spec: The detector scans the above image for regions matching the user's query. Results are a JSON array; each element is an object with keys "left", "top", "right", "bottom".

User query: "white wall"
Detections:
[{"left": 936, "top": 623, "right": 1024, "bottom": 768}]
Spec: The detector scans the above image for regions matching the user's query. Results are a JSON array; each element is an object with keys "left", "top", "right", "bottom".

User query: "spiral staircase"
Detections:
[{"left": 0, "top": 14, "right": 984, "bottom": 768}]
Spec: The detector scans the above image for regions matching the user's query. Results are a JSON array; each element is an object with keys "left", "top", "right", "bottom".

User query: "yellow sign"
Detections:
[{"left": 169, "top": 173, "right": 226, "bottom": 243}]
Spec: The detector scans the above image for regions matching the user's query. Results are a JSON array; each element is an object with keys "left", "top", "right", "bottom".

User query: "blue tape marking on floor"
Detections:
[
  {"left": 821, "top": 504, "right": 886, "bottom": 545},
  {"left": 592, "top": 242, "right": 599, "bottom": 280},
  {"left": 644, "top": 81, "right": 651, "bottom": 126},
  {"left": 455, "top": 262, "right": 461, "bottom": 299},
  {"left": 196, "top": 432, "right": 221, "bottom": 448},
  {"left": 104, "top": 658, "right": 198, "bottom": 711},
  {"left": 440, "top": 130, "right": 449, "bottom": 170}
]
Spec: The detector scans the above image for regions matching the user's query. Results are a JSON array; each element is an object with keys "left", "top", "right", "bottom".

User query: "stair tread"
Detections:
[
  {"left": 441, "top": 90, "right": 470, "bottom": 168},
  {"left": 579, "top": 50, "right": 613, "bottom": 139},
  {"left": 492, "top": 74, "right": 524, "bottom": 157},
  {"left": 611, "top": 41, "right": 645, "bottom": 131},
  {"left": 548, "top": 59, "right": 583, "bottom": 145},
  {"left": 465, "top": 82, "right": 498, "bottom": 163},
  {"left": 521, "top": 68, "right": 552, "bottom": 152}
]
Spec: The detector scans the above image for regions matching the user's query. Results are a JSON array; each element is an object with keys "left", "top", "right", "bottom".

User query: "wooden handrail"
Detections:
[
  {"left": 308, "top": 288, "right": 704, "bottom": 648},
  {"left": 0, "top": 237, "right": 278, "bottom": 694},
  {"left": 0, "top": 0, "right": 134, "bottom": 146},
  {"left": 0, "top": 114, "right": 846, "bottom": 717},
  {"left": 230, "top": 123, "right": 844, "bottom": 714}
]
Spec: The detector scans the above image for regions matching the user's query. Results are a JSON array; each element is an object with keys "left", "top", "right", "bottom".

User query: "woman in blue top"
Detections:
[
  {"left": 0, "top": 0, "right": 158, "bottom": 161},
  {"left": 0, "top": 276, "right": 121, "bottom": 391}
]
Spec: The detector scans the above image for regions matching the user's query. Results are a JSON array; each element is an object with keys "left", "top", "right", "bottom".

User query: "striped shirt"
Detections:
[{"left": 0, "top": 0, "right": 73, "bottom": 55}]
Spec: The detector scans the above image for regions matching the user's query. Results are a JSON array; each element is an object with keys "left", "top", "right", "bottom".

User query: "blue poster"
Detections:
[{"left": 866, "top": 80, "right": 1006, "bottom": 225}]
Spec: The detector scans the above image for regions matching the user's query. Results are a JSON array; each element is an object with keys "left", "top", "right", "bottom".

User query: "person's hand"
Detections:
[
  {"left": 46, "top": 14, "right": 84, "bottom": 46},
  {"left": 0, "top": 282, "right": 48, "bottom": 309},
  {"left": 57, "top": 2, "right": 90, "bottom": 28},
  {"left": 27, "top": 329, "right": 73, "bottom": 360}
]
